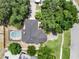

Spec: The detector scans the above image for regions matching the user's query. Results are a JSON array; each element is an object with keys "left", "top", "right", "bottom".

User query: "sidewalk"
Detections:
[{"left": 70, "top": 23, "right": 79, "bottom": 59}]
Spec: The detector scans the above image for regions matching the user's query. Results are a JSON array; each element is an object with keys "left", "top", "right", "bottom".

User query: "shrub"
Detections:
[
  {"left": 8, "top": 43, "right": 22, "bottom": 55},
  {"left": 27, "top": 45, "right": 36, "bottom": 56}
]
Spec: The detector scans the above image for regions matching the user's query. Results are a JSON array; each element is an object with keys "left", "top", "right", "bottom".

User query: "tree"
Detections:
[
  {"left": 27, "top": 45, "right": 36, "bottom": 56},
  {"left": 8, "top": 43, "right": 22, "bottom": 55},
  {"left": 38, "top": 46, "right": 55, "bottom": 59},
  {"left": 35, "top": 0, "right": 77, "bottom": 33},
  {"left": 55, "top": 24, "right": 62, "bottom": 33},
  {"left": 35, "top": 12, "right": 42, "bottom": 21},
  {"left": 0, "top": 0, "right": 30, "bottom": 29}
]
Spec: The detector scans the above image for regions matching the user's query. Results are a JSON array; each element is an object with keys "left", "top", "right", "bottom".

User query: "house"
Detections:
[
  {"left": 22, "top": 20, "right": 47, "bottom": 44},
  {"left": 9, "top": 20, "right": 47, "bottom": 44}
]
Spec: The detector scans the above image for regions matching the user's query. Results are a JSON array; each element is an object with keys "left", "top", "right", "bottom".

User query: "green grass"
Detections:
[
  {"left": 44, "top": 30, "right": 70, "bottom": 59},
  {"left": 62, "top": 48, "right": 70, "bottom": 59},
  {"left": 45, "top": 34, "right": 62, "bottom": 59},
  {"left": 62, "top": 30, "right": 71, "bottom": 59},
  {"left": 63, "top": 30, "right": 71, "bottom": 48}
]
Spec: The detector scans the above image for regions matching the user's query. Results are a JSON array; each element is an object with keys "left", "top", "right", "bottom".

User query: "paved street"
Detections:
[{"left": 70, "top": 23, "right": 79, "bottom": 59}]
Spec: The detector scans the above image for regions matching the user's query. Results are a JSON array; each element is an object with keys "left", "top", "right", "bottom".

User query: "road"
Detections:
[{"left": 70, "top": 23, "right": 79, "bottom": 59}]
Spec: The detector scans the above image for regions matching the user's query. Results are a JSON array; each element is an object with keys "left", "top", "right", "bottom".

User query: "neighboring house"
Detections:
[
  {"left": 4, "top": 51, "right": 20, "bottom": 59},
  {"left": 34, "top": 0, "right": 41, "bottom": 3},
  {"left": 19, "top": 53, "right": 37, "bottom": 59},
  {"left": 34, "top": 0, "right": 44, "bottom": 4},
  {"left": 72, "top": 0, "right": 79, "bottom": 19},
  {"left": 4, "top": 51, "right": 37, "bottom": 59},
  {"left": 22, "top": 20, "right": 47, "bottom": 44},
  {"left": 72, "top": 0, "right": 79, "bottom": 11},
  {"left": 75, "top": 0, "right": 79, "bottom": 5}
]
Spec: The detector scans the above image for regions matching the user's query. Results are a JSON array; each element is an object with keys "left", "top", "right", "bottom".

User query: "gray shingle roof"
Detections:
[
  {"left": 22, "top": 20, "right": 47, "bottom": 44},
  {"left": 19, "top": 53, "right": 37, "bottom": 59}
]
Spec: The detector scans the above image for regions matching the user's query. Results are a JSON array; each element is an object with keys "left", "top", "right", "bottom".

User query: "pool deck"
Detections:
[{"left": 5, "top": 26, "right": 29, "bottom": 50}]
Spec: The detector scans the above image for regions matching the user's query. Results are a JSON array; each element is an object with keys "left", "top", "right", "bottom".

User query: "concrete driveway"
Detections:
[
  {"left": 70, "top": 23, "right": 79, "bottom": 59},
  {"left": 29, "top": 0, "right": 36, "bottom": 19}
]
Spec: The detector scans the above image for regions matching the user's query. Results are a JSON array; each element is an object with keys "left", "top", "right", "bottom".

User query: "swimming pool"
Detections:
[{"left": 10, "top": 31, "right": 22, "bottom": 40}]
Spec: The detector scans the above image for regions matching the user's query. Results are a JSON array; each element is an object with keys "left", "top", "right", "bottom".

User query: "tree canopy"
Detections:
[
  {"left": 38, "top": 46, "right": 55, "bottom": 59},
  {"left": 35, "top": 0, "right": 78, "bottom": 33},
  {"left": 8, "top": 43, "right": 22, "bottom": 55},
  {"left": 27, "top": 45, "right": 36, "bottom": 56},
  {"left": 0, "top": 0, "right": 30, "bottom": 28}
]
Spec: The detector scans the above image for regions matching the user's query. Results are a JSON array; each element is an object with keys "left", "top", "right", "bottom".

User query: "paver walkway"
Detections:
[{"left": 70, "top": 23, "right": 79, "bottom": 59}]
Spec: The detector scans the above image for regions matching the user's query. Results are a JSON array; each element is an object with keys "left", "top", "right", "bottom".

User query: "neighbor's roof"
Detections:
[
  {"left": 75, "top": 0, "right": 79, "bottom": 5},
  {"left": 19, "top": 54, "right": 37, "bottom": 59},
  {"left": 4, "top": 51, "right": 37, "bottom": 59},
  {"left": 72, "top": 0, "right": 79, "bottom": 11},
  {"left": 34, "top": 0, "right": 40, "bottom": 2},
  {"left": 4, "top": 51, "right": 20, "bottom": 59},
  {"left": 22, "top": 20, "right": 47, "bottom": 44}
]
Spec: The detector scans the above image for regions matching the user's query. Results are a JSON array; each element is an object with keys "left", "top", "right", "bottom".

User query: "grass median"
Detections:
[{"left": 62, "top": 30, "right": 71, "bottom": 59}]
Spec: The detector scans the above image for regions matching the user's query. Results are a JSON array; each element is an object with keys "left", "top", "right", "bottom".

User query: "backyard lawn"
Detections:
[
  {"left": 45, "top": 34, "right": 62, "bottom": 59},
  {"left": 62, "top": 30, "right": 71, "bottom": 59}
]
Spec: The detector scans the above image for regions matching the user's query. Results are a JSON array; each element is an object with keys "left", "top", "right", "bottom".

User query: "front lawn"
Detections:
[{"left": 45, "top": 34, "right": 62, "bottom": 59}]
